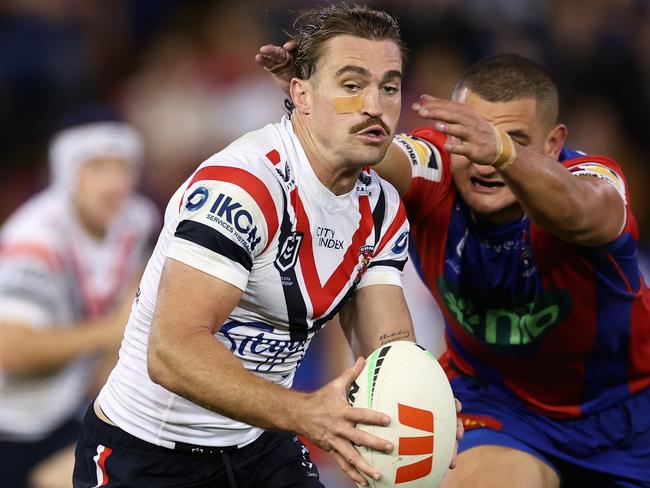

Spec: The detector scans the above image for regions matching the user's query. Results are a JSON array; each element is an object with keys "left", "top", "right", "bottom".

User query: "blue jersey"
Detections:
[{"left": 397, "top": 128, "right": 650, "bottom": 419}]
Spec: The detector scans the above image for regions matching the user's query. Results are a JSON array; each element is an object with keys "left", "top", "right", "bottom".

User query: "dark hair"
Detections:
[
  {"left": 454, "top": 54, "right": 559, "bottom": 124},
  {"left": 285, "top": 3, "right": 406, "bottom": 112}
]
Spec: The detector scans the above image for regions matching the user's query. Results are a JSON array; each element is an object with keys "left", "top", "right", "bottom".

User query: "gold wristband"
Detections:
[{"left": 491, "top": 125, "right": 517, "bottom": 171}]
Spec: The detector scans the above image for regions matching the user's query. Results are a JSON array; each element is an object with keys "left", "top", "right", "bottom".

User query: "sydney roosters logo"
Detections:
[{"left": 353, "top": 245, "right": 374, "bottom": 284}]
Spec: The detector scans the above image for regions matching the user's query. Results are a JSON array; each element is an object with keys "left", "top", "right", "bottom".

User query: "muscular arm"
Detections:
[
  {"left": 338, "top": 284, "right": 414, "bottom": 359},
  {"left": 148, "top": 258, "right": 393, "bottom": 485},
  {"left": 496, "top": 146, "right": 625, "bottom": 245},
  {"left": 415, "top": 95, "right": 625, "bottom": 246},
  {"left": 147, "top": 257, "right": 308, "bottom": 432}
]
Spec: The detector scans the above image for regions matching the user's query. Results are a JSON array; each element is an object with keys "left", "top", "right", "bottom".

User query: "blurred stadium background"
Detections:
[{"left": 1, "top": 1, "right": 648, "bottom": 486}]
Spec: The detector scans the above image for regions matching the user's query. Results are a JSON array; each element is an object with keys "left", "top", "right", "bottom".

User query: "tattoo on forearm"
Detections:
[{"left": 379, "top": 329, "right": 411, "bottom": 345}]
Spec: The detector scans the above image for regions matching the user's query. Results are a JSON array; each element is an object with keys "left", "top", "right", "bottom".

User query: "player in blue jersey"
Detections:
[{"left": 259, "top": 46, "right": 650, "bottom": 487}]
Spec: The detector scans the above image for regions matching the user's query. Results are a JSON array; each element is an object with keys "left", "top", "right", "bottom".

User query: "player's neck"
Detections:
[{"left": 291, "top": 114, "right": 361, "bottom": 196}]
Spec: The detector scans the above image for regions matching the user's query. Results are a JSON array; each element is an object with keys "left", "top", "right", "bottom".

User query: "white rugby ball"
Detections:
[{"left": 348, "top": 341, "right": 456, "bottom": 488}]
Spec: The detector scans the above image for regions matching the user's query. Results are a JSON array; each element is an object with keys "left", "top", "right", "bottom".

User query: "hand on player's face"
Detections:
[
  {"left": 412, "top": 94, "right": 503, "bottom": 166},
  {"left": 298, "top": 357, "right": 393, "bottom": 486},
  {"left": 414, "top": 91, "right": 547, "bottom": 223}
]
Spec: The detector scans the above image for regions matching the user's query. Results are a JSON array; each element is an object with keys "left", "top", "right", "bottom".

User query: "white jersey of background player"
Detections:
[
  {"left": 0, "top": 121, "right": 158, "bottom": 440},
  {"left": 100, "top": 115, "right": 410, "bottom": 447}
]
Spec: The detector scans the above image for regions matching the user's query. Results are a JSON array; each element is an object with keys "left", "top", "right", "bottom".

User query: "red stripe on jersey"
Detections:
[
  {"left": 292, "top": 188, "right": 374, "bottom": 318},
  {"left": 374, "top": 201, "right": 407, "bottom": 256},
  {"left": 266, "top": 149, "right": 281, "bottom": 165},
  {"left": 186, "top": 166, "right": 279, "bottom": 254},
  {"left": 0, "top": 243, "right": 61, "bottom": 270}
]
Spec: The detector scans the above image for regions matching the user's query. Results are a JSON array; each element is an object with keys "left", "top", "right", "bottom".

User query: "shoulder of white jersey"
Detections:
[
  {"left": 393, "top": 127, "right": 448, "bottom": 183},
  {"left": 564, "top": 154, "right": 628, "bottom": 204},
  {"left": 175, "top": 142, "right": 289, "bottom": 260}
]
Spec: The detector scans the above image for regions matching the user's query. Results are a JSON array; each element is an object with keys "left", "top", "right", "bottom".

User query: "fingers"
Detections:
[
  {"left": 254, "top": 53, "right": 276, "bottom": 69},
  {"left": 434, "top": 121, "right": 470, "bottom": 139},
  {"left": 331, "top": 438, "right": 382, "bottom": 485},
  {"left": 450, "top": 441, "right": 459, "bottom": 469},
  {"left": 282, "top": 39, "right": 298, "bottom": 52},
  {"left": 339, "top": 423, "right": 393, "bottom": 453},
  {"left": 344, "top": 406, "right": 390, "bottom": 428},
  {"left": 258, "top": 44, "right": 289, "bottom": 63},
  {"left": 450, "top": 399, "right": 464, "bottom": 469},
  {"left": 331, "top": 450, "right": 370, "bottom": 487},
  {"left": 443, "top": 137, "right": 472, "bottom": 157},
  {"left": 412, "top": 97, "right": 466, "bottom": 124}
]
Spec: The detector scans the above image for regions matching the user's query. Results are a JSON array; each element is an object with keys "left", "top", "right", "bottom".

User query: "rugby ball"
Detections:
[{"left": 348, "top": 341, "right": 456, "bottom": 488}]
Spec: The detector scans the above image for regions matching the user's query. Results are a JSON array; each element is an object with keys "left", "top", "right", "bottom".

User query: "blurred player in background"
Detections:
[
  {"left": 0, "top": 108, "right": 159, "bottom": 488},
  {"left": 260, "top": 43, "right": 650, "bottom": 487}
]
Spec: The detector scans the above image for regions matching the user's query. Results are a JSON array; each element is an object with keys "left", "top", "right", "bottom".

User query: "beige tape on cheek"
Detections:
[{"left": 333, "top": 95, "right": 364, "bottom": 114}]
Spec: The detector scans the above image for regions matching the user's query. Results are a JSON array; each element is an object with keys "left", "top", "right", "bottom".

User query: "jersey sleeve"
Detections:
[
  {"left": 0, "top": 244, "right": 66, "bottom": 327},
  {"left": 393, "top": 127, "right": 453, "bottom": 222},
  {"left": 167, "top": 164, "right": 280, "bottom": 292},
  {"left": 357, "top": 190, "right": 410, "bottom": 289},
  {"left": 563, "top": 155, "right": 630, "bottom": 235}
]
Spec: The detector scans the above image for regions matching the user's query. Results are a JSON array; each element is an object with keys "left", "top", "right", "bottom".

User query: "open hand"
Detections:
[
  {"left": 412, "top": 95, "right": 503, "bottom": 166},
  {"left": 297, "top": 357, "right": 393, "bottom": 486}
]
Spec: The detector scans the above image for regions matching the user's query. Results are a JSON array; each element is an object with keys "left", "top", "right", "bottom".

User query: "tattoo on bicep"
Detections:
[{"left": 379, "top": 329, "right": 411, "bottom": 345}]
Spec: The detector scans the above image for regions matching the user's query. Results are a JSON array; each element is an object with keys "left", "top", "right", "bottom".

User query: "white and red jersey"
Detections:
[
  {"left": 99, "top": 116, "right": 409, "bottom": 448},
  {"left": 0, "top": 189, "right": 158, "bottom": 441}
]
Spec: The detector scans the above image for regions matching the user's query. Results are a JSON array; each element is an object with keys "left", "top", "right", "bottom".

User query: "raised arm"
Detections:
[{"left": 414, "top": 95, "right": 625, "bottom": 246}]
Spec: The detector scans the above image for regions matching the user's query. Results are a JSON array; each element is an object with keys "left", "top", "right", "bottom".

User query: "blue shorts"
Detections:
[
  {"left": 452, "top": 376, "right": 650, "bottom": 487},
  {"left": 73, "top": 404, "right": 323, "bottom": 488}
]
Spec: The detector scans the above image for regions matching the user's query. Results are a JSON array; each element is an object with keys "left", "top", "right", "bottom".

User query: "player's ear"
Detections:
[
  {"left": 545, "top": 123, "right": 567, "bottom": 159},
  {"left": 290, "top": 78, "right": 311, "bottom": 115}
]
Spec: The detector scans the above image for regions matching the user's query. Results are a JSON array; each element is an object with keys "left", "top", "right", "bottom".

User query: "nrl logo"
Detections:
[{"left": 275, "top": 231, "right": 304, "bottom": 272}]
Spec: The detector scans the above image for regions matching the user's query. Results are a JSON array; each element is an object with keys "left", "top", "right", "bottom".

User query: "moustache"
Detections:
[{"left": 349, "top": 117, "right": 391, "bottom": 136}]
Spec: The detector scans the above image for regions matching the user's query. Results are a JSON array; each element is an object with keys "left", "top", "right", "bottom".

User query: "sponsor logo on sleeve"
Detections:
[
  {"left": 568, "top": 162, "right": 626, "bottom": 202},
  {"left": 185, "top": 186, "right": 210, "bottom": 212},
  {"left": 204, "top": 192, "right": 262, "bottom": 252}
]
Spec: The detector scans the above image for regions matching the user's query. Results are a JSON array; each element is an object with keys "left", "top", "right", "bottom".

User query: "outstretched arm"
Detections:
[
  {"left": 148, "top": 258, "right": 393, "bottom": 487},
  {"left": 414, "top": 95, "right": 625, "bottom": 246}
]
